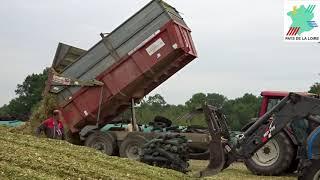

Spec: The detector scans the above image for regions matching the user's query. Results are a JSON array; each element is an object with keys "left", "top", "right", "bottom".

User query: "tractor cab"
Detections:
[{"left": 259, "top": 91, "right": 316, "bottom": 117}]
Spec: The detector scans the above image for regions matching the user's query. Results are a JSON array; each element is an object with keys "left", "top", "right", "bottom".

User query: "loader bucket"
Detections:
[
  {"left": 195, "top": 135, "right": 225, "bottom": 177},
  {"left": 195, "top": 105, "right": 229, "bottom": 178}
]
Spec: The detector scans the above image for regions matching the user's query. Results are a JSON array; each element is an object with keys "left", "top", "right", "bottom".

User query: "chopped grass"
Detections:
[
  {"left": 8, "top": 121, "right": 32, "bottom": 135},
  {"left": 29, "top": 94, "right": 58, "bottom": 133},
  {"left": 0, "top": 126, "right": 297, "bottom": 180},
  {"left": 0, "top": 126, "right": 188, "bottom": 180}
]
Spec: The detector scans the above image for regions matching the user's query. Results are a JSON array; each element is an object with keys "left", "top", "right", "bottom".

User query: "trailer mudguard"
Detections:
[
  {"left": 241, "top": 120, "right": 299, "bottom": 145},
  {"left": 307, "top": 126, "right": 320, "bottom": 159},
  {"left": 79, "top": 125, "right": 99, "bottom": 140}
]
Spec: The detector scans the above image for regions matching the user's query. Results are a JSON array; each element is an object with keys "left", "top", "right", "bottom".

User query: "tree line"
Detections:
[
  {"left": 0, "top": 69, "right": 48, "bottom": 120},
  {"left": 132, "top": 93, "right": 261, "bottom": 130},
  {"left": 1, "top": 69, "right": 320, "bottom": 130}
]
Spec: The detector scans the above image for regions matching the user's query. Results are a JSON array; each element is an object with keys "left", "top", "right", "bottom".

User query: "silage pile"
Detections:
[
  {"left": 8, "top": 94, "right": 58, "bottom": 136},
  {"left": 8, "top": 121, "right": 32, "bottom": 135},
  {"left": 0, "top": 126, "right": 189, "bottom": 180},
  {"left": 29, "top": 94, "right": 58, "bottom": 132}
]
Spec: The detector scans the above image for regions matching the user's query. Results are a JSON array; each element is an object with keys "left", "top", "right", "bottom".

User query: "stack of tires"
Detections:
[{"left": 140, "top": 134, "right": 189, "bottom": 173}]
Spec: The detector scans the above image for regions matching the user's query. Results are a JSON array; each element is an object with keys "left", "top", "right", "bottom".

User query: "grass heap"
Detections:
[
  {"left": 0, "top": 126, "right": 188, "bottom": 180},
  {"left": 29, "top": 94, "right": 58, "bottom": 132},
  {"left": 8, "top": 94, "right": 59, "bottom": 136},
  {"left": 8, "top": 121, "right": 32, "bottom": 135},
  {"left": 0, "top": 125, "right": 297, "bottom": 180}
]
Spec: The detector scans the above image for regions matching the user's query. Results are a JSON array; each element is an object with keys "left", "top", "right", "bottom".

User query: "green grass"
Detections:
[{"left": 0, "top": 126, "right": 297, "bottom": 180}]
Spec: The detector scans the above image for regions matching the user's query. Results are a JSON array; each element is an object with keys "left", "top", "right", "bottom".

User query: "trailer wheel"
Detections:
[
  {"left": 299, "top": 160, "right": 320, "bottom": 180},
  {"left": 119, "top": 135, "right": 147, "bottom": 160},
  {"left": 245, "top": 132, "right": 294, "bottom": 175},
  {"left": 84, "top": 131, "right": 116, "bottom": 156},
  {"left": 65, "top": 130, "right": 83, "bottom": 145}
]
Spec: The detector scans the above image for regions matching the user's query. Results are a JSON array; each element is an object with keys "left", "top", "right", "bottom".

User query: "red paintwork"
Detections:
[
  {"left": 57, "top": 20, "right": 197, "bottom": 133},
  {"left": 42, "top": 118, "right": 64, "bottom": 129},
  {"left": 259, "top": 91, "right": 314, "bottom": 117},
  {"left": 260, "top": 90, "right": 313, "bottom": 97},
  {"left": 258, "top": 91, "right": 288, "bottom": 117},
  {"left": 260, "top": 91, "right": 290, "bottom": 97}
]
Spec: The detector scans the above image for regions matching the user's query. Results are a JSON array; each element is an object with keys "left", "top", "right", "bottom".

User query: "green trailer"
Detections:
[{"left": 0, "top": 120, "right": 25, "bottom": 127}]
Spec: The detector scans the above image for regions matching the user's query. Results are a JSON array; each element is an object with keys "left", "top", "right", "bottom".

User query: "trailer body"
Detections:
[{"left": 48, "top": 0, "right": 197, "bottom": 133}]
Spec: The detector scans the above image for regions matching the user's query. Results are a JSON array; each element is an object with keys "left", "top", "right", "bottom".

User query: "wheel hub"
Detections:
[
  {"left": 93, "top": 142, "right": 105, "bottom": 151},
  {"left": 263, "top": 146, "right": 271, "bottom": 155},
  {"left": 127, "top": 144, "right": 141, "bottom": 160}
]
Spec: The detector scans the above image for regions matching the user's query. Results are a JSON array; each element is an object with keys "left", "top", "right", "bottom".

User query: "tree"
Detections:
[
  {"left": 0, "top": 68, "right": 48, "bottom": 119},
  {"left": 146, "top": 94, "right": 167, "bottom": 107},
  {"left": 206, "top": 93, "right": 228, "bottom": 107},
  {"left": 131, "top": 92, "right": 261, "bottom": 130},
  {"left": 183, "top": 93, "right": 228, "bottom": 127},
  {"left": 185, "top": 93, "right": 207, "bottom": 110},
  {"left": 0, "top": 104, "right": 9, "bottom": 116},
  {"left": 185, "top": 93, "right": 227, "bottom": 110},
  {"left": 136, "top": 94, "right": 168, "bottom": 124},
  {"left": 224, "top": 93, "right": 261, "bottom": 130},
  {"left": 309, "top": 82, "right": 320, "bottom": 94}
]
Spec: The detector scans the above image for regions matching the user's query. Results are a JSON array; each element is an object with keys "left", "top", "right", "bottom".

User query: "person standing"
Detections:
[{"left": 36, "top": 110, "right": 65, "bottom": 140}]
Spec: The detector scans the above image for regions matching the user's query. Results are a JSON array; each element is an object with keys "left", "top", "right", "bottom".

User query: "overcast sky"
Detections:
[{"left": 0, "top": 0, "right": 319, "bottom": 106}]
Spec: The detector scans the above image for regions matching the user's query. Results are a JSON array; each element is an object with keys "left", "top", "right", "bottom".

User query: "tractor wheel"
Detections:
[
  {"left": 244, "top": 132, "right": 295, "bottom": 175},
  {"left": 299, "top": 160, "right": 320, "bottom": 180},
  {"left": 119, "top": 135, "right": 147, "bottom": 160},
  {"left": 84, "top": 131, "right": 116, "bottom": 156},
  {"left": 286, "top": 157, "right": 299, "bottom": 173}
]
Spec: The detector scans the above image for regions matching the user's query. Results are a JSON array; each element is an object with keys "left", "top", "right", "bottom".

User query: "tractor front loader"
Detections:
[{"left": 200, "top": 93, "right": 320, "bottom": 179}]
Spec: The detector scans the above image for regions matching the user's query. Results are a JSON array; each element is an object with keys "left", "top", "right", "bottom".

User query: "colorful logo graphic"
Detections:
[{"left": 284, "top": 1, "right": 320, "bottom": 42}]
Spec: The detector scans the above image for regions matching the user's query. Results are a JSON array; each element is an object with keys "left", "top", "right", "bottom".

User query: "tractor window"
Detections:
[{"left": 267, "top": 98, "right": 281, "bottom": 112}]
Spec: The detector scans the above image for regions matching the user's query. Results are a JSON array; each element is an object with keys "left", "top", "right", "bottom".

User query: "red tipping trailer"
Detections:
[{"left": 48, "top": 0, "right": 197, "bottom": 134}]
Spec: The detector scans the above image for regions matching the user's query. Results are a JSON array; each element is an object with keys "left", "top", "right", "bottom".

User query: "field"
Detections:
[
  {"left": 189, "top": 160, "right": 296, "bottom": 180},
  {"left": 0, "top": 126, "right": 296, "bottom": 180}
]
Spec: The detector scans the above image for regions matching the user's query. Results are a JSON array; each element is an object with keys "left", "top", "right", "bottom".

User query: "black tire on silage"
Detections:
[
  {"left": 154, "top": 116, "right": 172, "bottom": 127},
  {"left": 140, "top": 134, "right": 189, "bottom": 173}
]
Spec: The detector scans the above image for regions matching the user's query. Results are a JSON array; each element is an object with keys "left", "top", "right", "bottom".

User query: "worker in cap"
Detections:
[{"left": 36, "top": 110, "right": 65, "bottom": 140}]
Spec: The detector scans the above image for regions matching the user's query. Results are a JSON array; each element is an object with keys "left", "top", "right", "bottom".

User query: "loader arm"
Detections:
[
  {"left": 200, "top": 93, "right": 320, "bottom": 177},
  {"left": 237, "top": 93, "right": 320, "bottom": 159}
]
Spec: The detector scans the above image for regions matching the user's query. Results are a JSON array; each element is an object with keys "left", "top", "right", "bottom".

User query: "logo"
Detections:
[{"left": 284, "top": 1, "right": 320, "bottom": 42}]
